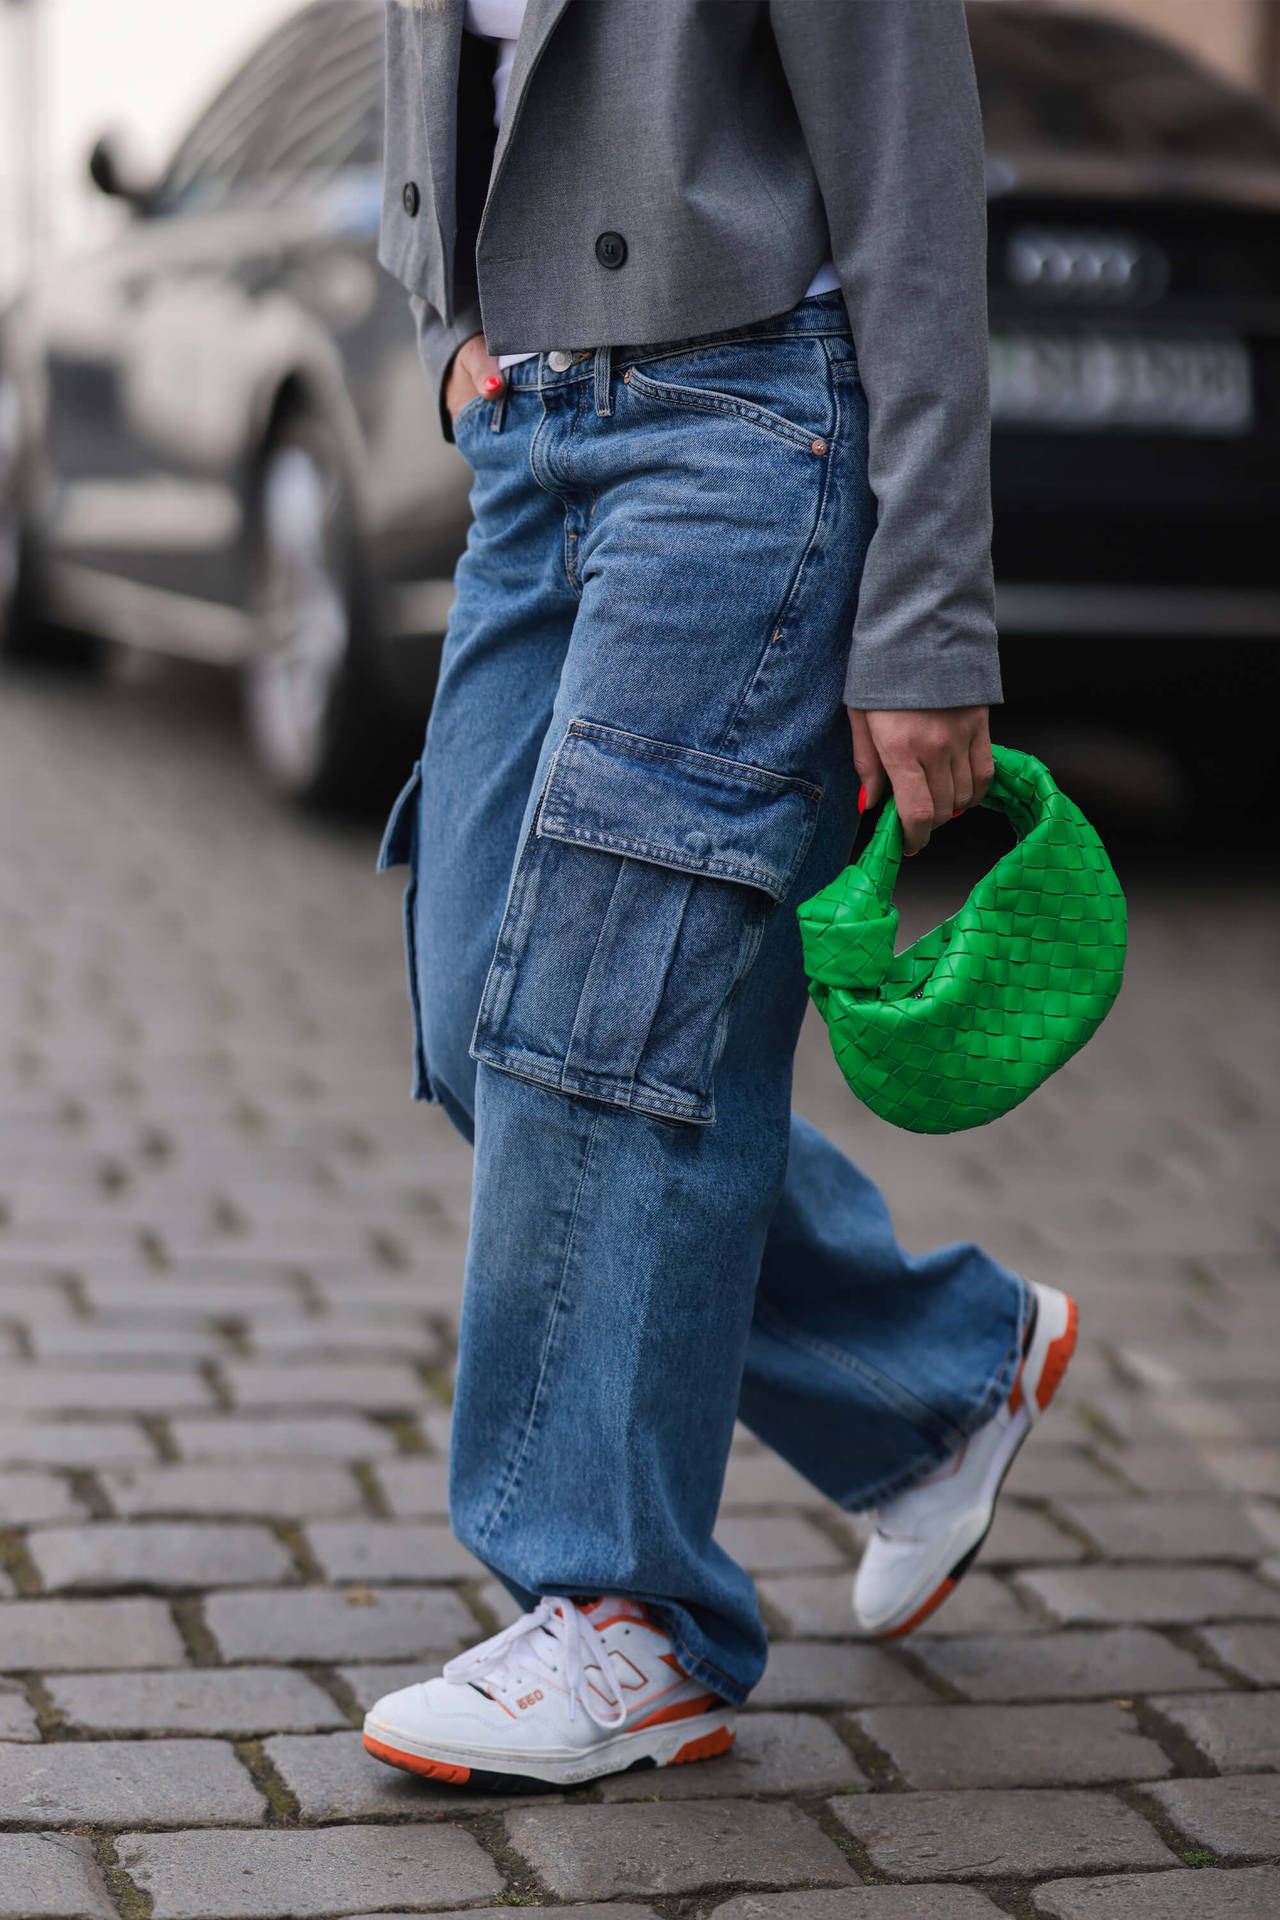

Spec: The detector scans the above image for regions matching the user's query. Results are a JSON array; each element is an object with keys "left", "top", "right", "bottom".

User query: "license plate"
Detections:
[{"left": 989, "top": 330, "right": 1253, "bottom": 434}]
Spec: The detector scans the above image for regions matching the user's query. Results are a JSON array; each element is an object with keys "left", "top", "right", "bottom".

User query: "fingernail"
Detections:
[
  {"left": 857, "top": 784, "right": 867, "bottom": 814},
  {"left": 904, "top": 849, "right": 917, "bottom": 859},
  {"left": 482, "top": 374, "right": 504, "bottom": 395},
  {"left": 952, "top": 809, "right": 964, "bottom": 819}
]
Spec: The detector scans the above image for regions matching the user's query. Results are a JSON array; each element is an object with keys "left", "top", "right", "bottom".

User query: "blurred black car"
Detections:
[{"left": 2, "top": 0, "right": 1279, "bottom": 806}]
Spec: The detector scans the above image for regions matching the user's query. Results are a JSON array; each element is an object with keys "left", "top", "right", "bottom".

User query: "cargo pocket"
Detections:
[
  {"left": 377, "top": 759, "right": 433, "bottom": 1102},
  {"left": 471, "top": 721, "right": 822, "bottom": 1125}
]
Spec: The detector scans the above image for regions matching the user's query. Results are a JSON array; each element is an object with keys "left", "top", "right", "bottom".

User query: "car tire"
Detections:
[
  {"left": 0, "top": 433, "right": 102, "bottom": 672},
  {"left": 244, "top": 410, "right": 411, "bottom": 810}
]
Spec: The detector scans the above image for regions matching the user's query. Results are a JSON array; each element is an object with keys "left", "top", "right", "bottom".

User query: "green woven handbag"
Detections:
[{"left": 796, "top": 745, "right": 1126, "bottom": 1134}]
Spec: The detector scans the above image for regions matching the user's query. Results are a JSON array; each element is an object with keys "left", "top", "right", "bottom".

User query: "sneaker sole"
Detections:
[
  {"left": 362, "top": 1710, "right": 736, "bottom": 1791},
  {"left": 872, "top": 1289, "right": 1078, "bottom": 1640}
]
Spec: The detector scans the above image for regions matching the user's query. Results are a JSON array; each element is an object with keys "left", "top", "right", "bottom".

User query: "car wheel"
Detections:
[
  {"left": 244, "top": 411, "right": 407, "bottom": 809},
  {"left": 0, "top": 381, "right": 100, "bottom": 671}
]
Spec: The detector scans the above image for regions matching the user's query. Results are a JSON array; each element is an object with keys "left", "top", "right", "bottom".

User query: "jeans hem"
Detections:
[{"left": 837, "top": 1271, "right": 1034, "bottom": 1513}]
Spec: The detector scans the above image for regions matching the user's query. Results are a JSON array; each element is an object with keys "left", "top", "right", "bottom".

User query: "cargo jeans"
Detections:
[{"left": 379, "top": 292, "right": 1029, "bottom": 1703}]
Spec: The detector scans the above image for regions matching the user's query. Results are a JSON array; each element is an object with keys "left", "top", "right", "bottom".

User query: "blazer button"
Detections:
[
  {"left": 595, "top": 231, "right": 627, "bottom": 269},
  {"left": 402, "top": 181, "right": 420, "bottom": 217}
]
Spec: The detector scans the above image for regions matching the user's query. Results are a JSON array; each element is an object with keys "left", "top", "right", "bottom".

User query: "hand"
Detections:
[
  {"left": 848, "top": 707, "right": 994, "bottom": 856},
  {"left": 445, "top": 332, "right": 505, "bottom": 423}
]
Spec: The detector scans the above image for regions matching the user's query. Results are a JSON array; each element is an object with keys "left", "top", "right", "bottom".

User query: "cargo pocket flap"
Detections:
[
  {"left": 377, "top": 760, "right": 423, "bottom": 871},
  {"left": 537, "top": 721, "right": 821, "bottom": 902}
]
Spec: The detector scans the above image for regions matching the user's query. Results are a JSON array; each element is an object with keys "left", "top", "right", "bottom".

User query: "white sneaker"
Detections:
[
  {"left": 853, "top": 1281, "right": 1078, "bottom": 1639},
  {"left": 363, "top": 1593, "right": 735, "bottom": 1790}
]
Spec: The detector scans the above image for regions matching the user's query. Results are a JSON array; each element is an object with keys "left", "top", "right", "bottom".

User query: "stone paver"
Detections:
[
  {"left": 115, "top": 1826, "right": 503, "bottom": 1917},
  {"left": 368, "top": 1456, "right": 453, "bottom": 1517},
  {"left": 0, "top": 1737, "right": 264, "bottom": 1826},
  {"left": 1197, "top": 1620, "right": 1280, "bottom": 1685},
  {"left": 855, "top": 1703, "right": 1172, "bottom": 1789},
  {"left": 0, "top": 1679, "right": 39, "bottom": 1740},
  {"left": 751, "top": 1641, "right": 934, "bottom": 1708},
  {"left": 0, "top": 1469, "right": 87, "bottom": 1525},
  {"left": 714, "top": 1513, "right": 850, "bottom": 1573},
  {"left": 1060, "top": 1498, "right": 1274, "bottom": 1561},
  {"left": 47, "top": 1666, "right": 348, "bottom": 1736},
  {"left": 0, "top": 1367, "right": 214, "bottom": 1412},
  {"left": 0, "top": 1420, "right": 156, "bottom": 1466},
  {"left": 506, "top": 1801, "right": 856, "bottom": 1899},
  {"left": 1139, "top": 1774, "right": 1280, "bottom": 1860},
  {"left": 0, "top": 1597, "right": 188, "bottom": 1669},
  {"left": 0, "top": 1833, "right": 116, "bottom": 1918},
  {"left": 223, "top": 1362, "right": 429, "bottom": 1411},
  {"left": 1016, "top": 1565, "right": 1280, "bottom": 1626},
  {"left": 1030, "top": 1868, "right": 1280, "bottom": 1920},
  {"left": 334, "top": 1661, "right": 444, "bottom": 1712},
  {"left": 1149, "top": 1689, "right": 1280, "bottom": 1771},
  {"left": 28, "top": 1520, "right": 293, "bottom": 1591},
  {"left": 102, "top": 1463, "right": 365, "bottom": 1519},
  {"left": 304, "top": 1520, "right": 484, "bottom": 1583},
  {"left": 169, "top": 1414, "right": 401, "bottom": 1460},
  {"left": 205, "top": 1585, "right": 476, "bottom": 1661},
  {"left": 712, "top": 1896, "right": 1007, "bottom": 1920},
  {"left": 910, "top": 1628, "right": 1222, "bottom": 1702},
  {"left": 828, "top": 1789, "right": 1177, "bottom": 1879},
  {"left": 597, "top": 1712, "right": 866, "bottom": 1800}
]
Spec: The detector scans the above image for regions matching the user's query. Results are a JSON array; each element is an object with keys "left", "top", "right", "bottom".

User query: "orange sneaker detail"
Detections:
[
  {"left": 1036, "top": 1297, "right": 1078, "bottom": 1411},
  {"left": 670, "top": 1725, "right": 736, "bottom": 1765},
  {"left": 628, "top": 1691, "right": 722, "bottom": 1733},
  {"left": 363, "top": 1733, "right": 470, "bottom": 1784},
  {"left": 881, "top": 1576, "right": 956, "bottom": 1640}
]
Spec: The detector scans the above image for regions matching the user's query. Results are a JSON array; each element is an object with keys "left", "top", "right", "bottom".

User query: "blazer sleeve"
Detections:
[
  {"left": 769, "top": 0, "right": 1003, "bottom": 710},
  {"left": 409, "top": 293, "right": 487, "bottom": 447}
]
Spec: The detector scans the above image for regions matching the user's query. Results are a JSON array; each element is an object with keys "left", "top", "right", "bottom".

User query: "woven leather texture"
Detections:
[{"left": 796, "top": 745, "right": 1127, "bottom": 1134}]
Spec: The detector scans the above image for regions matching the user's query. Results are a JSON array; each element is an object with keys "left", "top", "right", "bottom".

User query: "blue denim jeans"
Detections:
[{"left": 379, "top": 291, "right": 1029, "bottom": 1705}]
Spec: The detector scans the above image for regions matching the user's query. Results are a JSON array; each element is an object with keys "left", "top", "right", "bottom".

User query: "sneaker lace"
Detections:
[{"left": 441, "top": 1596, "right": 629, "bottom": 1731}]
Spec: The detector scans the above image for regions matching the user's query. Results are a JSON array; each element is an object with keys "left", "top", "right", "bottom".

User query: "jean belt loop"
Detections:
[{"left": 594, "top": 343, "right": 613, "bottom": 417}]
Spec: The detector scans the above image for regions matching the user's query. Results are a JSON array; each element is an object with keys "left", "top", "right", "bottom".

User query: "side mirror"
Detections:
[{"left": 87, "top": 132, "right": 157, "bottom": 211}]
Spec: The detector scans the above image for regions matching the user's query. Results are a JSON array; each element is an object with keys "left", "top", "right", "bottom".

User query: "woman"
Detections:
[{"left": 363, "top": 0, "right": 1076, "bottom": 1792}]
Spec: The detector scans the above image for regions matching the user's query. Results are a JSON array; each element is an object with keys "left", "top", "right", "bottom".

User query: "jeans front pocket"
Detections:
[
  {"left": 377, "top": 759, "right": 433, "bottom": 1102},
  {"left": 471, "top": 721, "right": 822, "bottom": 1125},
  {"left": 622, "top": 333, "right": 839, "bottom": 452}
]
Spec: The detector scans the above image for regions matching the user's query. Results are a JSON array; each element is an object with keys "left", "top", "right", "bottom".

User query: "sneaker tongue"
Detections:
[{"left": 575, "top": 1595, "right": 647, "bottom": 1624}]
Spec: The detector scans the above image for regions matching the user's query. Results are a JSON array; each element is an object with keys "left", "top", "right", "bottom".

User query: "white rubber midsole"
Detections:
[
  {"left": 858, "top": 1284, "right": 1076, "bottom": 1634},
  {"left": 363, "top": 1707, "right": 737, "bottom": 1786}
]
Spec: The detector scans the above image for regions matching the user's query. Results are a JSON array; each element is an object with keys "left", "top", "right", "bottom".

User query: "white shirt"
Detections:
[{"left": 462, "top": 0, "right": 840, "bottom": 368}]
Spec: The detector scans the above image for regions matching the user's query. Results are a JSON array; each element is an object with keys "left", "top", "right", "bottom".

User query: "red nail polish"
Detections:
[
  {"left": 857, "top": 784, "right": 867, "bottom": 814},
  {"left": 482, "top": 374, "right": 504, "bottom": 395},
  {"left": 952, "top": 809, "right": 964, "bottom": 819}
]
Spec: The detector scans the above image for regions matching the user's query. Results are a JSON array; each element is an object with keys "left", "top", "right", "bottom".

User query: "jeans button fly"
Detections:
[{"left": 547, "top": 350, "right": 574, "bottom": 372}]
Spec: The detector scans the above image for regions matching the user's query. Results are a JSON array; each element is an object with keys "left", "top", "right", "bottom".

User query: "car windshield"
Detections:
[
  {"left": 153, "top": 0, "right": 382, "bottom": 214},
  {"left": 968, "top": 2, "right": 1280, "bottom": 165}
]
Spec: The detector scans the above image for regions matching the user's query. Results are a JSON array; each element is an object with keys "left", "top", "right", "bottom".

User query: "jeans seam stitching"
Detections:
[
  {"left": 714, "top": 359, "right": 839, "bottom": 760},
  {"left": 561, "top": 722, "right": 824, "bottom": 802},
  {"left": 624, "top": 364, "right": 816, "bottom": 451}
]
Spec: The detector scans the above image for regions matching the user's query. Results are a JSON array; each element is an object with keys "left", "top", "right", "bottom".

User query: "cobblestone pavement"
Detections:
[{"left": 0, "top": 664, "right": 1277, "bottom": 1920}]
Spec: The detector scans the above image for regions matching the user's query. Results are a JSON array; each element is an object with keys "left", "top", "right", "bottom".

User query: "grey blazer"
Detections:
[{"left": 379, "top": 0, "right": 1002, "bottom": 711}]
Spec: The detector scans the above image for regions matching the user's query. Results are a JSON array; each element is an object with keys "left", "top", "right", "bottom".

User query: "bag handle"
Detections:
[{"left": 857, "top": 743, "right": 1045, "bottom": 906}]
